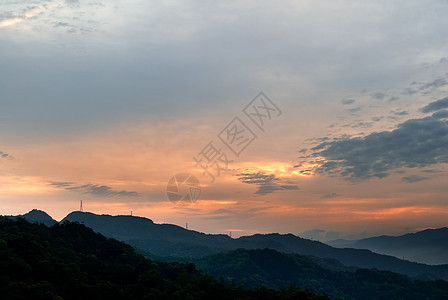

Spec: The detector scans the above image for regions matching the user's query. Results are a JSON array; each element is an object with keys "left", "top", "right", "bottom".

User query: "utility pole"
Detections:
[{"left": 80, "top": 200, "right": 83, "bottom": 212}]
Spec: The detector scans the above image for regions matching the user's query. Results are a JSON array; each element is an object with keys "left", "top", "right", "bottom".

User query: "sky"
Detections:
[{"left": 1, "top": 0, "right": 447, "bottom": 241}]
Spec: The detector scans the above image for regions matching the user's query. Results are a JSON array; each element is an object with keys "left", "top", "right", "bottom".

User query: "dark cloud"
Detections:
[
  {"left": 347, "top": 106, "right": 362, "bottom": 114},
  {"left": 388, "top": 96, "right": 399, "bottom": 102},
  {"left": 372, "top": 116, "right": 384, "bottom": 122},
  {"left": 371, "top": 92, "right": 386, "bottom": 100},
  {"left": 0, "top": 11, "right": 15, "bottom": 21},
  {"left": 341, "top": 98, "right": 355, "bottom": 105},
  {"left": 236, "top": 170, "right": 298, "bottom": 195},
  {"left": 54, "top": 22, "right": 71, "bottom": 28},
  {"left": 49, "top": 181, "right": 73, "bottom": 188},
  {"left": 321, "top": 192, "right": 340, "bottom": 198},
  {"left": 402, "top": 175, "right": 428, "bottom": 183},
  {"left": 422, "top": 169, "right": 442, "bottom": 174},
  {"left": 71, "top": 184, "right": 140, "bottom": 197},
  {"left": 420, "top": 78, "right": 448, "bottom": 90},
  {"left": 351, "top": 121, "right": 373, "bottom": 129},
  {"left": 393, "top": 111, "right": 409, "bottom": 116},
  {"left": 49, "top": 182, "right": 141, "bottom": 197},
  {"left": 432, "top": 110, "right": 448, "bottom": 119},
  {"left": 402, "top": 88, "right": 419, "bottom": 95},
  {"left": 0, "top": 151, "right": 10, "bottom": 158},
  {"left": 403, "top": 80, "right": 448, "bottom": 96},
  {"left": 311, "top": 107, "right": 448, "bottom": 179},
  {"left": 420, "top": 97, "right": 448, "bottom": 113}
]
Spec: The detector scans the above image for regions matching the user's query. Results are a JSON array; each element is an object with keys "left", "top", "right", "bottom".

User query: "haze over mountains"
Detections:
[
  {"left": 12, "top": 209, "right": 448, "bottom": 282},
  {"left": 326, "top": 228, "right": 448, "bottom": 265}
]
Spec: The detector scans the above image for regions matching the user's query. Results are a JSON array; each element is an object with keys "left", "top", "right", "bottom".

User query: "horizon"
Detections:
[
  {"left": 1, "top": 1, "right": 447, "bottom": 241},
  {"left": 8, "top": 207, "right": 448, "bottom": 241}
]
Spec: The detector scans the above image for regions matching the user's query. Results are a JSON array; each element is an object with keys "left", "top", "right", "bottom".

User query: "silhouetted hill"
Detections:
[
  {"left": 0, "top": 216, "right": 326, "bottom": 300},
  {"left": 7, "top": 209, "right": 57, "bottom": 226},
  {"left": 61, "top": 211, "right": 448, "bottom": 281},
  {"left": 62, "top": 211, "right": 233, "bottom": 257},
  {"left": 327, "top": 228, "right": 448, "bottom": 265},
  {"left": 194, "top": 248, "right": 448, "bottom": 299}
]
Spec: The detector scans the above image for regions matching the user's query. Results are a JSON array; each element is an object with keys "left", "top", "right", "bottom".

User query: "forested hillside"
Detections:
[
  {"left": 194, "top": 249, "right": 448, "bottom": 299},
  {"left": 63, "top": 211, "right": 448, "bottom": 281},
  {"left": 0, "top": 217, "right": 326, "bottom": 300}
]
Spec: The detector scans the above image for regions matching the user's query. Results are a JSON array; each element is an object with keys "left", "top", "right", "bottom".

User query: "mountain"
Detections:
[
  {"left": 0, "top": 216, "right": 326, "bottom": 300},
  {"left": 62, "top": 211, "right": 448, "bottom": 281},
  {"left": 4, "top": 213, "right": 448, "bottom": 300},
  {"left": 326, "top": 228, "right": 448, "bottom": 265},
  {"left": 194, "top": 248, "right": 448, "bottom": 299},
  {"left": 7, "top": 209, "right": 57, "bottom": 227},
  {"left": 62, "top": 211, "right": 233, "bottom": 257}
]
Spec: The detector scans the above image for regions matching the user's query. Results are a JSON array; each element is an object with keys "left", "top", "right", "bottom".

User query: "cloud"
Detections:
[
  {"left": 393, "top": 111, "right": 408, "bottom": 116},
  {"left": 402, "top": 80, "right": 448, "bottom": 97},
  {"left": 0, "top": 151, "right": 10, "bottom": 159},
  {"left": 54, "top": 22, "right": 71, "bottom": 28},
  {"left": 350, "top": 121, "right": 373, "bottom": 129},
  {"left": 402, "top": 175, "right": 428, "bottom": 183},
  {"left": 372, "top": 116, "right": 384, "bottom": 122},
  {"left": 76, "top": 184, "right": 141, "bottom": 197},
  {"left": 388, "top": 96, "right": 399, "bottom": 102},
  {"left": 49, "top": 181, "right": 141, "bottom": 197},
  {"left": 0, "top": 1, "right": 56, "bottom": 28},
  {"left": 432, "top": 110, "right": 448, "bottom": 119},
  {"left": 347, "top": 106, "right": 362, "bottom": 114},
  {"left": 311, "top": 102, "right": 448, "bottom": 179},
  {"left": 420, "top": 97, "right": 448, "bottom": 113},
  {"left": 341, "top": 98, "right": 355, "bottom": 105},
  {"left": 420, "top": 78, "right": 448, "bottom": 91},
  {"left": 321, "top": 192, "right": 340, "bottom": 198},
  {"left": 49, "top": 181, "right": 73, "bottom": 188},
  {"left": 402, "top": 88, "right": 419, "bottom": 95},
  {"left": 236, "top": 170, "right": 298, "bottom": 195},
  {"left": 371, "top": 92, "right": 386, "bottom": 100}
]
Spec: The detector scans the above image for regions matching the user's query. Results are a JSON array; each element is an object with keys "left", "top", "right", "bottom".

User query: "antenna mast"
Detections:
[{"left": 80, "top": 200, "right": 83, "bottom": 212}]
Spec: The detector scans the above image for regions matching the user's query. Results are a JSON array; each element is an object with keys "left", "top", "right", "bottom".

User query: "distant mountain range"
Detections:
[
  {"left": 9, "top": 209, "right": 448, "bottom": 281},
  {"left": 326, "top": 228, "right": 448, "bottom": 265}
]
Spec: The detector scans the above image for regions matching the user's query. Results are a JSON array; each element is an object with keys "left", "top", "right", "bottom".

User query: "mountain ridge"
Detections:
[
  {"left": 60, "top": 210, "right": 448, "bottom": 281},
  {"left": 326, "top": 227, "right": 448, "bottom": 265},
  {"left": 7, "top": 209, "right": 448, "bottom": 281}
]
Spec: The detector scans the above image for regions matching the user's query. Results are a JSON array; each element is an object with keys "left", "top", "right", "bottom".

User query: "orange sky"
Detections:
[{"left": 1, "top": 109, "right": 447, "bottom": 239}]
